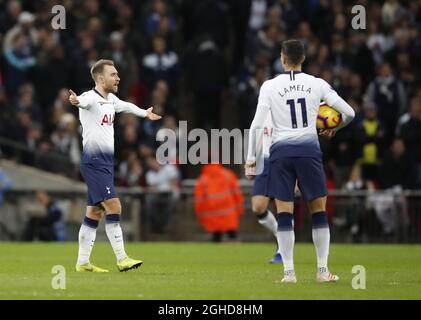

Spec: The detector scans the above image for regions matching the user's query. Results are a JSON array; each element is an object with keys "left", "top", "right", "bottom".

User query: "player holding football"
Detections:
[
  {"left": 69, "top": 59, "right": 161, "bottom": 272},
  {"left": 245, "top": 40, "right": 355, "bottom": 283}
]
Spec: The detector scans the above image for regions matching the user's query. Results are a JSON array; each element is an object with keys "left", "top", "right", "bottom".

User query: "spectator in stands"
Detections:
[
  {"left": 246, "top": 24, "right": 282, "bottom": 71},
  {"left": 395, "top": 52, "right": 417, "bottom": 98},
  {"left": 14, "top": 109, "right": 32, "bottom": 144},
  {"left": 142, "top": 35, "right": 179, "bottom": 90},
  {"left": 346, "top": 73, "right": 364, "bottom": 101},
  {"left": 145, "top": 156, "right": 180, "bottom": 233},
  {"left": 194, "top": 162, "right": 244, "bottom": 242},
  {"left": 142, "top": 90, "right": 165, "bottom": 142},
  {"left": 365, "top": 62, "right": 407, "bottom": 142},
  {"left": 3, "top": 11, "right": 38, "bottom": 51},
  {"left": 247, "top": 0, "right": 268, "bottom": 35},
  {"left": 69, "top": 31, "right": 98, "bottom": 92},
  {"left": 115, "top": 125, "right": 140, "bottom": 159},
  {"left": 382, "top": 0, "right": 407, "bottom": 29},
  {"left": 154, "top": 79, "right": 175, "bottom": 113},
  {"left": 138, "top": 142, "right": 155, "bottom": 160},
  {"left": 396, "top": 96, "right": 421, "bottom": 135},
  {"left": 2, "top": 32, "right": 37, "bottom": 97},
  {"left": 48, "top": 89, "right": 74, "bottom": 133},
  {"left": 366, "top": 20, "right": 394, "bottom": 66},
  {"left": 34, "top": 138, "right": 69, "bottom": 174},
  {"left": 342, "top": 163, "right": 376, "bottom": 242},
  {"left": 102, "top": 31, "right": 138, "bottom": 98},
  {"left": 117, "top": 150, "right": 144, "bottom": 187},
  {"left": 79, "top": 0, "right": 103, "bottom": 26},
  {"left": 344, "top": 31, "right": 375, "bottom": 88},
  {"left": 236, "top": 65, "right": 268, "bottom": 130},
  {"left": 182, "top": 0, "right": 230, "bottom": 49},
  {"left": 329, "top": 119, "right": 357, "bottom": 189},
  {"left": 22, "top": 191, "right": 65, "bottom": 241},
  {"left": 34, "top": 44, "right": 71, "bottom": 114},
  {"left": 85, "top": 17, "right": 108, "bottom": 52},
  {"left": 0, "top": 86, "right": 14, "bottom": 139},
  {"left": 399, "top": 97, "right": 421, "bottom": 187},
  {"left": 355, "top": 102, "right": 386, "bottom": 182},
  {"left": 50, "top": 113, "right": 81, "bottom": 166},
  {"left": 0, "top": 0, "right": 22, "bottom": 34},
  {"left": 380, "top": 138, "right": 416, "bottom": 189},
  {"left": 126, "top": 157, "right": 145, "bottom": 187},
  {"left": 15, "top": 83, "right": 42, "bottom": 124},
  {"left": 186, "top": 36, "right": 228, "bottom": 130},
  {"left": 145, "top": 0, "right": 177, "bottom": 39},
  {"left": 329, "top": 34, "right": 351, "bottom": 77},
  {"left": 345, "top": 163, "right": 376, "bottom": 192},
  {"left": 22, "top": 122, "right": 43, "bottom": 166}
]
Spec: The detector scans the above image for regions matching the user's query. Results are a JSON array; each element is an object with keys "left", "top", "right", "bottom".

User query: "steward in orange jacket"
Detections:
[{"left": 194, "top": 164, "right": 244, "bottom": 237}]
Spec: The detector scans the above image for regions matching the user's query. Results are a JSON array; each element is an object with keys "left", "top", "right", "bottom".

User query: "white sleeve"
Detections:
[
  {"left": 319, "top": 78, "right": 355, "bottom": 131},
  {"left": 113, "top": 95, "right": 148, "bottom": 118},
  {"left": 247, "top": 82, "right": 271, "bottom": 162},
  {"left": 77, "top": 92, "right": 93, "bottom": 109}
]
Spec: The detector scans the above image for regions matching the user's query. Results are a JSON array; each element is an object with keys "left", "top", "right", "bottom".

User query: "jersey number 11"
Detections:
[{"left": 286, "top": 98, "right": 308, "bottom": 129}]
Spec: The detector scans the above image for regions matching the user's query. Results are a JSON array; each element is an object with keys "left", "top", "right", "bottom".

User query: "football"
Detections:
[{"left": 317, "top": 104, "right": 342, "bottom": 129}]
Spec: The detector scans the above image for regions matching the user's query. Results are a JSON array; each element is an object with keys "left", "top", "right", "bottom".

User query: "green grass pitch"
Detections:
[{"left": 1, "top": 242, "right": 420, "bottom": 300}]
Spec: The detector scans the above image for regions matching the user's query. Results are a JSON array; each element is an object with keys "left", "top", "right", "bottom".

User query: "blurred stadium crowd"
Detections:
[{"left": 0, "top": 0, "right": 420, "bottom": 195}]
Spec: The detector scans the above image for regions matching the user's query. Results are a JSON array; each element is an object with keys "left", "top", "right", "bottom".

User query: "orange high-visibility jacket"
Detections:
[{"left": 194, "top": 164, "right": 244, "bottom": 232}]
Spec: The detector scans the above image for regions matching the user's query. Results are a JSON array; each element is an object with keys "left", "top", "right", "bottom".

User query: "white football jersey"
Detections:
[
  {"left": 254, "top": 112, "right": 273, "bottom": 174},
  {"left": 255, "top": 112, "right": 273, "bottom": 159},
  {"left": 247, "top": 71, "right": 355, "bottom": 161},
  {"left": 77, "top": 89, "right": 147, "bottom": 165}
]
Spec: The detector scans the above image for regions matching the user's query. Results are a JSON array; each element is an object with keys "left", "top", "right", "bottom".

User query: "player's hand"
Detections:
[
  {"left": 318, "top": 129, "right": 336, "bottom": 138},
  {"left": 146, "top": 107, "right": 162, "bottom": 121},
  {"left": 68, "top": 89, "right": 80, "bottom": 106},
  {"left": 244, "top": 161, "right": 256, "bottom": 180}
]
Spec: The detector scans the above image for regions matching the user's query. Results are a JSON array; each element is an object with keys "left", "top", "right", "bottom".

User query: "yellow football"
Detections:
[{"left": 317, "top": 104, "right": 342, "bottom": 129}]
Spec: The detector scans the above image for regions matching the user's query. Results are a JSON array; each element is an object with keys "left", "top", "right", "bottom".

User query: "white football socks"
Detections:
[
  {"left": 277, "top": 213, "right": 295, "bottom": 274},
  {"left": 105, "top": 214, "right": 127, "bottom": 262},
  {"left": 257, "top": 210, "right": 278, "bottom": 238},
  {"left": 312, "top": 212, "right": 330, "bottom": 274},
  {"left": 77, "top": 220, "right": 98, "bottom": 266}
]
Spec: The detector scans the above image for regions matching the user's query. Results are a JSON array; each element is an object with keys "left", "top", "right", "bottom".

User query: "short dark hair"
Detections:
[{"left": 281, "top": 40, "right": 305, "bottom": 66}]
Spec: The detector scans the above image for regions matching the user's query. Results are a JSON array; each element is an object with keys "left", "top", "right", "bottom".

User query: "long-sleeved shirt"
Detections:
[
  {"left": 76, "top": 88, "right": 148, "bottom": 165},
  {"left": 247, "top": 71, "right": 355, "bottom": 162}
]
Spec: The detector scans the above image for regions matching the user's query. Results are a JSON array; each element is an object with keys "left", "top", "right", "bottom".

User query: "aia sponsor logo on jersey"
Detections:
[
  {"left": 101, "top": 114, "right": 115, "bottom": 126},
  {"left": 263, "top": 127, "right": 273, "bottom": 137}
]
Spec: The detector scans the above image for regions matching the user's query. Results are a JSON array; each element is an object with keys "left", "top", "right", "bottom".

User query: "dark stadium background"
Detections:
[{"left": 0, "top": 0, "right": 420, "bottom": 243}]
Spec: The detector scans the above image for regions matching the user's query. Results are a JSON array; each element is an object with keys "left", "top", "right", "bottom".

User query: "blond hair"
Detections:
[{"left": 90, "top": 59, "right": 115, "bottom": 81}]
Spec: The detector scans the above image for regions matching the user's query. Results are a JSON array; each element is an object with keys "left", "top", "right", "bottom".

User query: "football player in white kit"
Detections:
[
  {"left": 250, "top": 112, "right": 283, "bottom": 264},
  {"left": 69, "top": 59, "right": 161, "bottom": 272},
  {"left": 245, "top": 40, "right": 355, "bottom": 283}
]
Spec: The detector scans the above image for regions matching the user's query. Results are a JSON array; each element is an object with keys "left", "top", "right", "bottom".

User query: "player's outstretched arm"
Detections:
[
  {"left": 68, "top": 89, "right": 91, "bottom": 109},
  {"left": 145, "top": 107, "right": 162, "bottom": 121},
  {"left": 68, "top": 89, "right": 79, "bottom": 106},
  {"left": 113, "top": 95, "right": 162, "bottom": 120}
]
